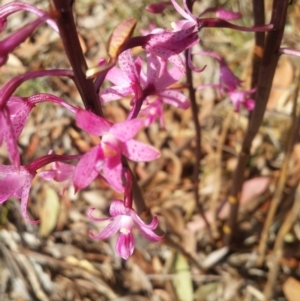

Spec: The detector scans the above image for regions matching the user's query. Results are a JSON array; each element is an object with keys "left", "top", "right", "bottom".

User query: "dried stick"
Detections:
[
  {"left": 185, "top": 0, "right": 211, "bottom": 231},
  {"left": 263, "top": 184, "right": 300, "bottom": 301},
  {"left": 224, "top": 0, "right": 289, "bottom": 246},
  {"left": 257, "top": 70, "right": 300, "bottom": 266}
]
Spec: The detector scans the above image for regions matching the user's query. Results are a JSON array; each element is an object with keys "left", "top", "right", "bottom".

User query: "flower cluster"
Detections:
[{"left": 0, "top": 0, "right": 271, "bottom": 259}]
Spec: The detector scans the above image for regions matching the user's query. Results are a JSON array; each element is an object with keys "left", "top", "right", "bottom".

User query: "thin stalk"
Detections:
[
  {"left": 49, "top": 0, "right": 103, "bottom": 116},
  {"left": 185, "top": 0, "right": 211, "bottom": 232},
  {"left": 251, "top": 0, "right": 265, "bottom": 92},
  {"left": 224, "top": 0, "right": 289, "bottom": 246}
]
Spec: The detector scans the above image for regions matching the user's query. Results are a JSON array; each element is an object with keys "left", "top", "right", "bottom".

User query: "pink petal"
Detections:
[
  {"left": 100, "top": 85, "right": 134, "bottom": 104},
  {"left": 115, "top": 232, "right": 135, "bottom": 259},
  {"left": 146, "top": 53, "right": 161, "bottom": 85},
  {"left": 87, "top": 207, "right": 113, "bottom": 222},
  {"left": 215, "top": 9, "right": 242, "bottom": 21},
  {"left": 135, "top": 222, "right": 163, "bottom": 242},
  {"left": 123, "top": 140, "right": 160, "bottom": 162},
  {"left": 20, "top": 175, "right": 39, "bottom": 224},
  {"left": 155, "top": 67, "right": 183, "bottom": 91},
  {"left": 159, "top": 90, "right": 190, "bottom": 109},
  {"left": 7, "top": 97, "right": 33, "bottom": 137},
  {"left": 106, "top": 65, "right": 129, "bottom": 86},
  {"left": 220, "top": 62, "right": 242, "bottom": 90},
  {"left": 103, "top": 155, "right": 124, "bottom": 192},
  {"left": 131, "top": 212, "right": 159, "bottom": 230},
  {"left": 244, "top": 98, "right": 255, "bottom": 111},
  {"left": 1, "top": 108, "right": 20, "bottom": 168},
  {"left": 73, "top": 145, "right": 104, "bottom": 191},
  {"left": 119, "top": 50, "right": 139, "bottom": 84},
  {"left": 146, "top": 1, "right": 171, "bottom": 14},
  {"left": 170, "top": 0, "right": 195, "bottom": 21},
  {"left": 0, "top": 173, "right": 25, "bottom": 203},
  {"left": 109, "top": 199, "right": 128, "bottom": 216},
  {"left": 110, "top": 119, "right": 144, "bottom": 142},
  {"left": 76, "top": 109, "right": 111, "bottom": 136},
  {"left": 89, "top": 216, "right": 122, "bottom": 239},
  {"left": 148, "top": 47, "right": 186, "bottom": 74}
]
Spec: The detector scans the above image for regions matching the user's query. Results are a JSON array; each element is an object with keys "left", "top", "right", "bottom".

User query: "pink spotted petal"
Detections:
[
  {"left": 148, "top": 47, "right": 186, "bottom": 74},
  {"left": 109, "top": 199, "right": 128, "bottom": 216},
  {"left": 20, "top": 175, "right": 39, "bottom": 224},
  {"left": 7, "top": 97, "right": 33, "bottom": 137},
  {"left": 89, "top": 216, "right": 122, "bottom": 239},
  {"left": 0, "top": 173, "right": 26, "bottom": 203},
  {"left": 100, "top": 85, "right": 134, "bottom": 104},
  {"left": 110, "top": 119, "right": 144, "bottom": 142},
  {"left": 103, "top": 155, "right": 124, "bottom": 192},
  {"left": 119, "top": 50, "right": 139, "bottom": 84},
  {"left": 122, "top": 139, "right": 160, "bottom": 162},
  {"left": 159, "top": 90, "right": 190, "bottom": 109},
  {"left": 73, "top": 145, "right": 104, "bottom": 191},
  {"left": 116, "top": 232, "right": 135, "bottom": 259},
  {"left": 1, "top": 108, "right": 20, "bottom": 168},
  {"left": 76, "top": 109, "right": 111, "bottom": 136}
]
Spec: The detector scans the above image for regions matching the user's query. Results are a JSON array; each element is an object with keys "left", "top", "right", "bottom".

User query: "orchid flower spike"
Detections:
[{"left": 88, "top": 200, "right": 163, "bottom": 259}]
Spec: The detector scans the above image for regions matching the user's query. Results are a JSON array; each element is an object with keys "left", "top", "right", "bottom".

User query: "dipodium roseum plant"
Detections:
[{"left": 0, "top": 0, "right": 295, "bottom": 282}]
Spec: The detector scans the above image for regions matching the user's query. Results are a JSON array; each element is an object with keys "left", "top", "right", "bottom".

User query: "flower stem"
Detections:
[
  {"left": 49, "top": 0, "right": 103, "bottom": 116},
  {"left": 224, "top": 0, "right": 290, "bottom": 247},
  {"left": 185, "top": 0, "right": 211, "bottom": 232}
]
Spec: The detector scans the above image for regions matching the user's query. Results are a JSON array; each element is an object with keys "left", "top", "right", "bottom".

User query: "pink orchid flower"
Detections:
[
  {"left": 140, "top": 98, "right": 165, "bottom": 129},
  {"left": 228, "top": 89, "right": 256, "bottom": 112},
  {"left": 74, "top": 109, "right": 160, "bottom": 192},
  {"left": 101, "top": 51, "right": 188, "bottom": 121},
  {"left": 196, "top": 51, "right": 256, "bottom": 112},
  {"left": 100, "top": 50, "right": 143, "bottom": 104},
  {"left": 88, "top": 199, "right": 163, "bottom": 259}
]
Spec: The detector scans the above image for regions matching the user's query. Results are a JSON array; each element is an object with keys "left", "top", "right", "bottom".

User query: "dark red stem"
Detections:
[
  {"left": 49, "top": 0, "right": 103, "bottom": 116},
  {"left": 224, "top": 0, "right": 290, "bottom": 246}
]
